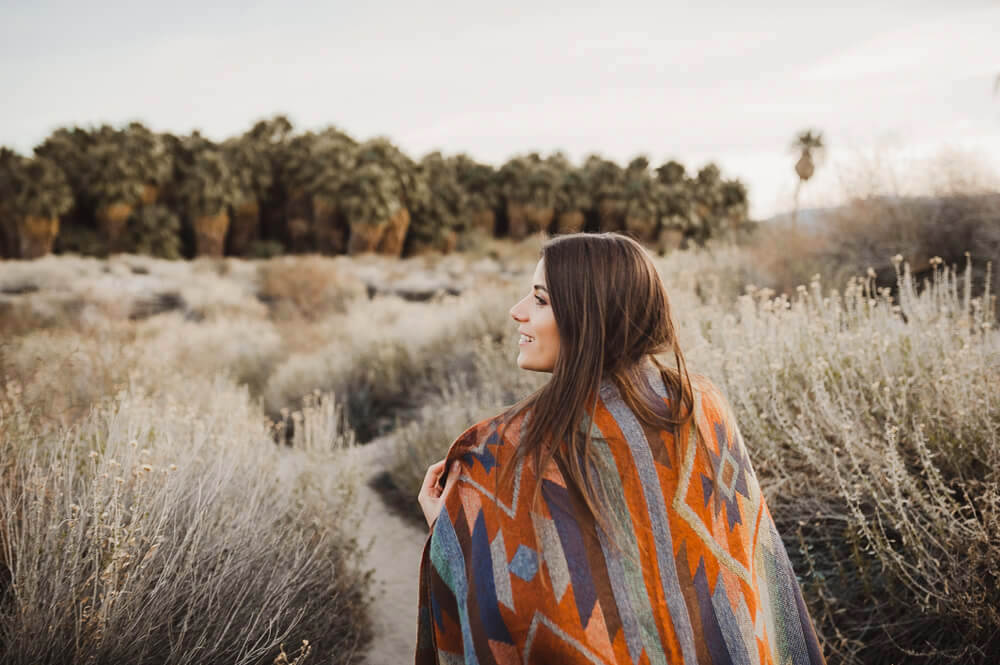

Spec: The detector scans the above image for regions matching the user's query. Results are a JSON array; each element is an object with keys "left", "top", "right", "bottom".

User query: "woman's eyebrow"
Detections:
[{"left": 533, "top": 284, "right": 548, "bottom": 293}]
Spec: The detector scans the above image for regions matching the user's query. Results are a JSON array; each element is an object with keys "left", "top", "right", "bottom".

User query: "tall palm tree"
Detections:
[
  {"left": 407, "top": 152, "right": 468, "bottom": 254},
  {"left": 121, "top": 204, "right": 182, "bottom": 259},
  {"left": 582, "top": 155, "right": 626, "bottom": 232},
  {"left": 654, "top": 160, "right": 692, "bottom": 252},
  {"left": 222, "top": 133, "right": 274, "bottom": 256},
  {"left": 244, "top": 114, "right": 294, "bottom": 252},
  {"left": 34, "top": 124, "right": 172, "bottom": 254},
  {"left": 549, "top": 152, "right": 591, "bottom": 234},
  {"left": 791, "top": 129, "right": 825, "bottom": 226},
  {"left": 496, "top": 154, "right": 559, "bottom": 240},
  {"left": 0, "top": 149, "right": 74, "bottom": 258},
  {"left": 621, "top": 155, "right": 663, "bottom": 243},
  {"left": 278, "top": 127, "right": 357, "bottom": 254},
  {"left": 453, "top": 154, "right": 499, "bottom": 236},
  {"left": 169, "top": 132, "right": 241, "bottom": 257},
  {"left": 346, "top": 137, "right": 429, "bottom": 256}
]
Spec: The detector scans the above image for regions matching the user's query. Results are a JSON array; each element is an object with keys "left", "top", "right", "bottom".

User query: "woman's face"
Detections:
[{"left": 509, "top": 259, "right": 560, "bottom": 372}]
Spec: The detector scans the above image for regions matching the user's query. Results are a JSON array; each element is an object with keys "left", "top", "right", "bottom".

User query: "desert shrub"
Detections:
[
  {"left": 257, "top": 254, "right": 368, "bottom": 321},
  {"left": 744, "top": 219, "right": 836, "bottom": 296},
  {"left": 748, "top": 182, "right": 1000, "bottom": 301},
  {"left": 0, "top": 374, "right": 372, "bottom": 665},
  {"left": 380, "top": 337, "right": 545, "bottom": 523},
  {"left": 685, "top": 260, "right": 999, "bottom": 664},
  {"left": 133, "top": 314, "right": 285, "bottom": 397},
  {"left": 264, "top": 286, "right": 520, "bottom": 442},
  {"left": 1, "top": 325, "right": 142, "bottom": 427},
  {"left": 821, "top": 193, "right": 1000, "bottom": 297},
  {"left": 652, "top": 242, "right": 770, "bottom": 307}
]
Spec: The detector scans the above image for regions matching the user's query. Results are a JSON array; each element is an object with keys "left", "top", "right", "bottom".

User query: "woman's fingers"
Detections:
[
  {"left": 420, "top": 459, "right": 447, "bottom": 494},
  {"left": 417, "top": 459, "right": 462, "bottom": 529}
]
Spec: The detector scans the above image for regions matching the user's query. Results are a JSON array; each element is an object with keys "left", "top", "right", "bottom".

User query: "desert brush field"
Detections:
[{"left": 1, "top": 224, "right": 998, "bottom": 664}]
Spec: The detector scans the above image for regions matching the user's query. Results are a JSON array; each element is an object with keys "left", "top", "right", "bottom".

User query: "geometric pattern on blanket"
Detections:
[{"left": 416, "top": 371, "right": 826, "bottom": 665}]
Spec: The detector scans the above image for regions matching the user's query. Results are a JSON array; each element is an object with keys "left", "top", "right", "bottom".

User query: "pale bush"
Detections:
[
  {"left": 0, "top": 373, "right": 371, "bottom": 665},
  {"left": 134, "top": 313, "right": 285, "bottom": 396},
  {"left": 382, "top": 338, "right": 544, "bottom": 521},
  {"left": 257, "top": 255, "right": 368, "bottom": 322},
  {"left": 264, "top": 287, "right": 521, "bottom": 441},
  {"left": 0, "top": 323, "right": 142, "bottom": 426},
  {"left": 0, "top": 253, "right": 267, "bottom": 328},
  {"left": 654, "top": 242, "right": 769, "bottom": 306}
]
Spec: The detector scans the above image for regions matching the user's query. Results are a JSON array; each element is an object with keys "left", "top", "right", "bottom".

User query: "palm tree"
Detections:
[
  {"left": 791, "top": 129, "right": 825, "bottom": 226},
  {"left": 453, "top": 154, "right": 499, "bottom": 236},
  {"left": 0, "top": 149, "right": 74, "bottom": 258},
  {"left": 243, "top": 114, "right": 294, "bottom": 254},
  {"left": 169, "top": 132, "right": 241, "bottom": 257},
  {"left": 121, "top": 204, "right": 182, "bottom": 259},
  {"left": 582, "top": 155, "right": 626, "bottom": 232},
  {"left": 33, "top": 128, "right": 95, "bottom": 242},
  {"left": 496, "top": 154, "right": 559, "bottom": 240},
  {"left": 0, "top": 148, "right": 21, "bottom": 258},
  {"left": 407, "top": 152, "right": 468, "bottom": 254},
  {"left": 621, "top": 155, "right": 663, "bottom": 244},
  {"left": 33, "top": 124, "right": 172, "bottom": 254},
  {"left": 346, "top": 137, "right": 429, "bottom": 256},
  {"left": 654, "top": 160, "right": 692, "bottom": 252},
  {"left": 221, "top": 136, "right": 269, "bottom": 256},
  {"left": 278, "top": 127, "right": 357, "bottom": 254},
  {"left": 549, "top": 152, "right": 591, "bottom": 234}
]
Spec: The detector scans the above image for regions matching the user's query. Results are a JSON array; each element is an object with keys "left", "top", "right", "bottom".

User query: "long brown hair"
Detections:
[{"left": 500, "top": 232, "right": 695, "bottom": 544}]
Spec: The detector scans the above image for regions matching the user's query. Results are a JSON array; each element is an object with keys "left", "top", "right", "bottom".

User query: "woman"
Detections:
[{"left": 415, "top": 233, "right": 825, "bottom": 665}]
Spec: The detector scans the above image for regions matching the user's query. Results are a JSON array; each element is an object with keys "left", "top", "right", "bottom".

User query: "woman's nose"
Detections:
[{"left": 510, "top": 299, "right": 527, "bottom": 322}]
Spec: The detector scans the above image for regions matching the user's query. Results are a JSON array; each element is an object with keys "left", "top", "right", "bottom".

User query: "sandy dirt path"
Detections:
[{"left": 352, "top": 434, "right": 429, "bottom": 665}]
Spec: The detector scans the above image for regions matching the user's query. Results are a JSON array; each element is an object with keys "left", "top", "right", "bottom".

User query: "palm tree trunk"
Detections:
[
  {"left": 792, "top": 178, "right": 803, "bottom": 227},
  {"left": 96, "top": 202, "right": 135, "bottom": 253},
  {"left": 192, "top": 209, "right": 230, "bottom": 257},
  {"left": 17, "top": 215, "right": 60, "bottom": 258}
]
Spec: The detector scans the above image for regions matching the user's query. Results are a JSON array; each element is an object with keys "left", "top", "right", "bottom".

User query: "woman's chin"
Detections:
[{"left": 516, "top": 354, "right": 553, "bottom": 373}]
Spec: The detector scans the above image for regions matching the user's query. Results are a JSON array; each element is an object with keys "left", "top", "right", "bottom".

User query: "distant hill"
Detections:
[
  {"left": 761, "top": 192, "right": 1000, "bottom": 231},
  {"left": 761, "top": 206, "right": 837, "bottom": 230}
]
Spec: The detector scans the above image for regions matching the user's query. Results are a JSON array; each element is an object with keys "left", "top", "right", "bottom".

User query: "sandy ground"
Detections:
[{"left": 353, "top": 435, "right": 429, "bottom": 665}]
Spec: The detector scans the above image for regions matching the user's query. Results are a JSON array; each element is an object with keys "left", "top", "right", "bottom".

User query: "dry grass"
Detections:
[
  {"left": 0, "top": 368, "right": 372, "bottom": 665},
  {"left": 2, "top": 228, "right": 998, "bottom": 664},
  {"left": 379, "top": 337, "right": 545, "bottom": 521},
  {"left": 256, "top": 254, "right": 368, "bottom": 321},
  {"left": 263, "top": 285, "right": 523, "bottom": 442}
]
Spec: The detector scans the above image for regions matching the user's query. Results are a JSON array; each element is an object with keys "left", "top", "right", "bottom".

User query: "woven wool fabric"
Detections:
[{"left": 415, "top": 372, "right": 826, "bottom": 665}]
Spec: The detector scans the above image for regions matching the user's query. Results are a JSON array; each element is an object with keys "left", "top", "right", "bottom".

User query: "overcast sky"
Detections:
[{"left": 2, "top": 1, "right": 998, "bottom": 218}]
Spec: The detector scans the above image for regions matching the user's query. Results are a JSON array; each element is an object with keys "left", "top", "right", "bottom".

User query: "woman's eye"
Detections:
[{"left": 534, "top": 295, "right": 546, "bottom": 305}]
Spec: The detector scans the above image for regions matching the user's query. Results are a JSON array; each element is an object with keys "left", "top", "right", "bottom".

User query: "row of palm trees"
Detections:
[{"left": 0, "top": 116, "right": 750, "bottom": 260}]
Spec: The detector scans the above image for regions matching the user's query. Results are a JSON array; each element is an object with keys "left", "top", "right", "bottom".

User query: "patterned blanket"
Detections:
[{"left": 415, "top": 372, "right": 826, "bottom": 665}]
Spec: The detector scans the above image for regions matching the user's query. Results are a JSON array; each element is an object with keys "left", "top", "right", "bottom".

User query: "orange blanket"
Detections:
[{"left": 416, "top": 373, "right": 825, "bottom": 665}]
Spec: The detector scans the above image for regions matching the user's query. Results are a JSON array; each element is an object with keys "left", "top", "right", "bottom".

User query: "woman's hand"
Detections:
[{"left": 418, "top": 459, "right": 461, "bottom": 529}]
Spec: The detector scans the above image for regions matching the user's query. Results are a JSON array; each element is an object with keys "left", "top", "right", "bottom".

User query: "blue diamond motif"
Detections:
[{"left": 509, "top": 544, "right": 539, "bottom": 582}]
